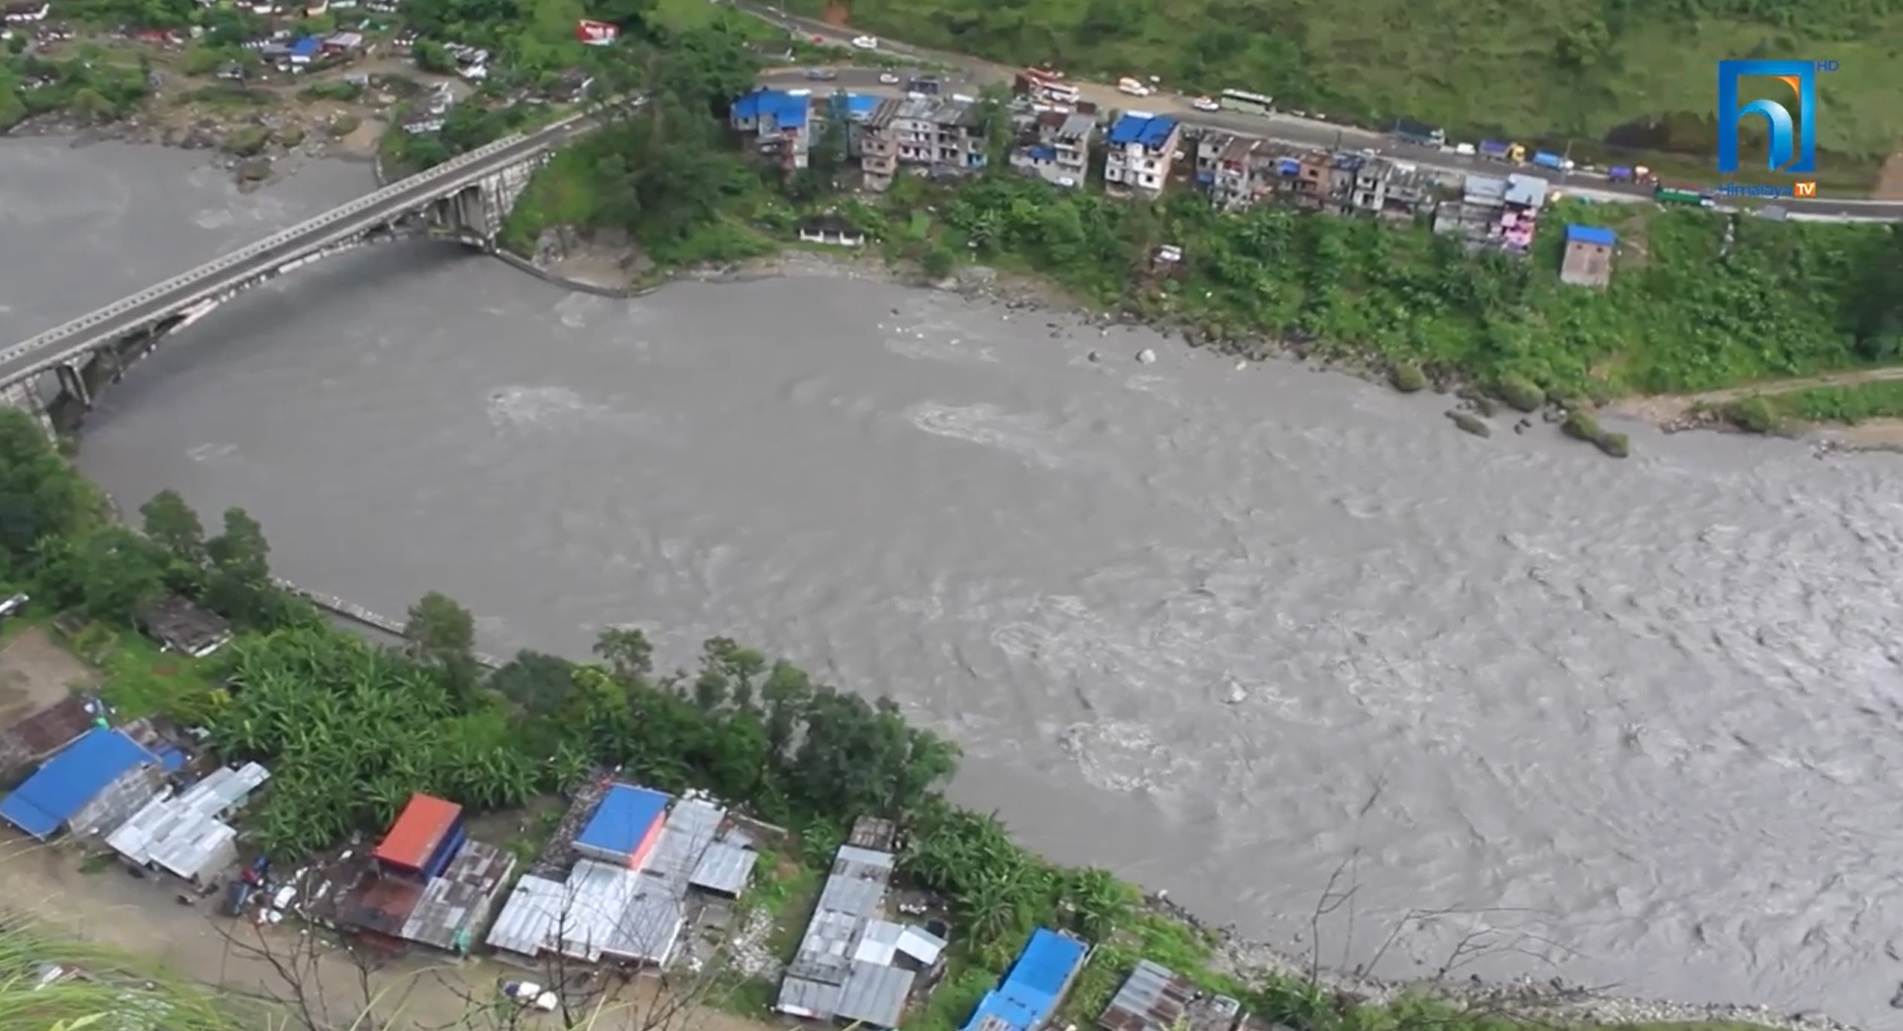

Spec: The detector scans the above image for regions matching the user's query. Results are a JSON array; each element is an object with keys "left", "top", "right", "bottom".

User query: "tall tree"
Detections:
[
  {"left": 593, "top": 626, "right": 654, "bottom": 680},
  {"left": 207, "top": 507, "right": 271, "bottom": 583},
  {"left": 404, "top": 591, "right": 477, "bottom": 664},
  {"left": 139, "top": 490, "right": 206, "bottom": 566}
]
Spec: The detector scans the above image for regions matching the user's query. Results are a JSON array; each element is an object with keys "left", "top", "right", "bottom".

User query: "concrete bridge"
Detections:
[{"left": 0, "top": 107, "right": 605, "bottom": 427}]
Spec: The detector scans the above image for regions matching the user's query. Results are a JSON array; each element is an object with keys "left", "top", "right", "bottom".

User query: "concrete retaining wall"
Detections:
[{"left": 270, "top": 576, "right": 504, "bottom": 669}]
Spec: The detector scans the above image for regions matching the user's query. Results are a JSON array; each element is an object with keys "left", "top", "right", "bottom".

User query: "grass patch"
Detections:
[
  {"left": 746, "top": 860, "right": 821, "bottom": 964},
  {"left": 177, "top": 85, "right": 276, "bottom": 110},
  {"left": 92, "top": 630, "right": 220, "bottom": 723},
  {"left": 1765, "top": 380, "right": 1903, "bottom": 424},
  {"left": 653, "top": 0, "right": 783, "bottom": 38}
]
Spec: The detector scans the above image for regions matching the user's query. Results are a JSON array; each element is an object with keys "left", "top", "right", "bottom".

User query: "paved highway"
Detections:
[
  {"left": 0, "top": 113, "right": 596, "bottom": 388},
  {"left": 752, "top": 41, "right": 1903, "bottom": 221}
]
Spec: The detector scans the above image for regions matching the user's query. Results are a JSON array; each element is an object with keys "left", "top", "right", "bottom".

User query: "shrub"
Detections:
[
  {"left": 1718, "top": 396, "right": 1782, "bottom": 434},
  {"left": 1561, "top": 410, "right": 1602, "bottom": 441},
  {"left": 1595, "top": 431, "right": 1631, "bottom": 458},
  {"left": 1389, "top": 363, "right": 1427, "bottom": 393},
  {"left": 327, "top": 113, "right": 361, "bottom": 138},
  {"left": 277, "top": 124, "right": 305, "bottom": 148},
  {"left": 1495, "top": 373, "right": 1545, "bottom": 412},
  {"left": 921, "top": 246, "right": 955, "bottom": 279},
  {"left": 222, "top": 125, "right": 269, "bottom": 157}
]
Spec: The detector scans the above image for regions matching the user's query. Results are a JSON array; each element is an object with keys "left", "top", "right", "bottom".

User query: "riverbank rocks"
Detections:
[
  {"left": 1389, "top": 362, "right": 1427, "bottom": 393},
  {"left": 1495, "top": 373, "right": 1547, "bottom": 412},
  {"left": 1447, "top": 410, "right": 1491, "bottom": 437}
]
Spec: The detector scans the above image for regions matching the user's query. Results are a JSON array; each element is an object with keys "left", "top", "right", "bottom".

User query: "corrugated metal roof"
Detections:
[
  {"left": 0, "top": 729, "right": 157, "bottom": 840},
  {"left": 855, "top": 919, "right": 904, "bottom": 965},
  {"left": 896, "top": 924, "right": 947, "bottom": 966},
  {"left": 640, "top": 798, "right": 722, "bottom": 895},
  {"left": 486, "top": 874, "right": 565, "bottom": 957},
  {"left": 776, "top": 974, "right": 843, "bottom": 1019},
  {"left": 373, "top": 794, "right": 462, "bottom": 870},
  {"left": 400, "top": 839, "right": 515, "bottom": 950},
  {"left": 837, "top": 960, "right": 915, "bottom": 1028},
  {"left": 777, "top": 843, "right": 897, "bottom": 1016},
  {"left": 575, "top": 784, "right": 668, "bottom": 859},
  {"left": 557, "top": 859, "right": 683, "bottom": 964},
  {"left": 1504, "top": 173, "right": 1548, "bottom": 207},
  {"left": 690, "top": 841, "right": 758, "bottom": 896},
  {"left": 106, "top": 762, "right": 269, "bottom": 880},
  {"left": 1098, "top": 959, "right": 1193, "bottom": 1031}
]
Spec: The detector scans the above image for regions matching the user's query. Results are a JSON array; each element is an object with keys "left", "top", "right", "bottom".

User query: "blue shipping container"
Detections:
[{"left": 1532, "top": 151, "right": 1563, "bottom": 169}]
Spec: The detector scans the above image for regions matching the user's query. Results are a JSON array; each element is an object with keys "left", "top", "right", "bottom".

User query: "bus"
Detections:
[
  {"left": 1654, "top": 185, "right": 1715, "bottom": 208},
  {"left": 1219, "top": 89, "right": 1274, "bottom": 115}
]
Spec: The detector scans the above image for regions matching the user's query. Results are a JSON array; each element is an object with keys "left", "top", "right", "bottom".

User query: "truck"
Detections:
[
  {"left": 1532, "top": 150, "right": 1564, "bottom": 170},
  {"left": 1654, "top": 184, "right": 1715, "bottom": 208},
  {"left": 1607, "top": 166, "right": 1634, "bottom": 182},
  {"left": 1390, "top": 117, "right": 1445, "bottom": 147},
  {"left": 1478, "top": 139, "right": 1510, "bottom": 160}
]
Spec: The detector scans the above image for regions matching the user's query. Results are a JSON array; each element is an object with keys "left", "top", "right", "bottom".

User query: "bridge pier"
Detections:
[{"left": 54, "top": 362, "right": 91, "bottom": 410}]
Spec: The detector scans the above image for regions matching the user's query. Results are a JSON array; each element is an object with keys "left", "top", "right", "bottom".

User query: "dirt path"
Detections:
[
  {"left": 1610, "top": 365, "right": 1903, "bottom": 425},
  {"left": 0, "top": 835, "right": 777, "bottom": 1031},
  {"left": 0, "top": 626, "right": 93, "bottom": 723}
]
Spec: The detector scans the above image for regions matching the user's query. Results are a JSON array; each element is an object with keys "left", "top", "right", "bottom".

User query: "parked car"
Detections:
[
  {"left": 1453, "top": 142, "right": 1475, "bottom": 156},
  {"left": 850, "top": 34, "right": 877, "bottom": 49},
  {"left": 1190, "top": 95, "right": 1219, "bottom": 112},
  {"left": 878, "top": 71, "right": 899, "bottom": 84},
  {"left": 1117, "top": 76, "right": 1151, "bottom": 97},
  {"left": 804, "top": 67, "right": 837, "bottom": 80}
]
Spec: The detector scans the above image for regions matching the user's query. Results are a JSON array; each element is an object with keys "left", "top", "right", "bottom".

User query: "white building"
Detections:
[{"left": 1102, "top": 111, "right": 1182, "bottom": 197}]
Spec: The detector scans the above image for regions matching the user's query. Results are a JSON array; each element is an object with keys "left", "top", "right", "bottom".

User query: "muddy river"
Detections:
[{"left": 6, "top": 140, "right": 1902, "bottom": 1027}]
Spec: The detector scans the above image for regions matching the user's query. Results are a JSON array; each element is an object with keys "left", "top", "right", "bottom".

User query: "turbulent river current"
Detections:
[{"left": 6, "top": 141, "right": 1903, "bottom": 1027}]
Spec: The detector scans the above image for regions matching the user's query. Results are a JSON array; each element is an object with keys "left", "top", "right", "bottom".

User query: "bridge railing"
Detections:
[{"left": 0, "top": 109, "right": 594, "bottom": 370}]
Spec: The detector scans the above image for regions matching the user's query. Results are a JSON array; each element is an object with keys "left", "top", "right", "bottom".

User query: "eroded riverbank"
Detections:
[{"left": 8, "top": 140, "right": 1903, "bottom": 1028}]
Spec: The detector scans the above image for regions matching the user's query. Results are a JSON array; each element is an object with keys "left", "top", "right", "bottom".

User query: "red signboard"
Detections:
[{"left": 576, "top": 18, "right": 617, "bottom": 45}]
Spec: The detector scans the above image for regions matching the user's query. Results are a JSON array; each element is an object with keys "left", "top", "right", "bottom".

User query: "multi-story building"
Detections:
[
  {"left": 730, "top": 88, "right": 812, "bottom": 171},
  {"left": 1347, "top": 158, "right": 1433, "bottom": 221},
  {"left": 1009, "top": 110, "right": 1095, "bottom": 188},
  {"left": 1102, "top": 112, "right": 1182, "bottom": 197},
  {"left": 1195, "top": 133, "right": 1280, "bottom": 211},
  {"left": 858, "top": 96, "right": 989, "bottom": 191}
]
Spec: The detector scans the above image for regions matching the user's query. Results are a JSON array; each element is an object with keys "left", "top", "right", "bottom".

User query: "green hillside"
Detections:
[{"left": 817, "top": 0, "right": 1903, "bottom": 176}]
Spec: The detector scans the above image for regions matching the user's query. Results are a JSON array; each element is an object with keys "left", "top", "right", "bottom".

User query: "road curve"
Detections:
[
  {"left": 750, "top": 33, "right": 1903, "bottom": 221},
  {"left": 0, "top": 114, "right": 596, "bottom": 386}
]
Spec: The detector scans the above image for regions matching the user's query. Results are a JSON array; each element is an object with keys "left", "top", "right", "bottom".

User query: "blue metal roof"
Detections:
[
  {"left": 843, "top": 94, "right": 878, "bottom": 119},
  {"left": 289, "top": 36, "right": 321, "bottom": 56},
  {"left": 959, "top": 929, "right": 1087, "bottom": 1031},
  {"left": 575, "top": 783, "right": 668, "bottom": 857},
  {"left": 1566, "top": 224, "right": 1617, "bottom": 247},
  {"left": 1105, "top": 113, "right": 1178, "bottom": 150},
  {"left": 731, "top": 88, "right": 808, "bottom": 131},
  {"left": 0, "top": 729, "right": 156, "bottom": 840}
]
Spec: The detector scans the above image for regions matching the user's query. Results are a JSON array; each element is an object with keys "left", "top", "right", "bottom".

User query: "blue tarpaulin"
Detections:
[
  {"left": 960, "top": 929, "right": 1088, "bottom": 1031},
  {"left": 0, "top": 729, "right": 156, "bottom": 840}
]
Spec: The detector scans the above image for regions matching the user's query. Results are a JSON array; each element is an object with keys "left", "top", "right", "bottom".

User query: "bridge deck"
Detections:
[{"left": 0, "top": 112, "right": 593, "bottom": 388}]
